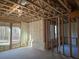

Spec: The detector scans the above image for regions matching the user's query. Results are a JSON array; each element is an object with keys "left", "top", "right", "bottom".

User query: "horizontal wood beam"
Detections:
[
  {"left": 8, "top": 5, "right": 19, "bottom": 15},
  {"left": 69, "top": 10, "right": 79, "bottom": 19},
  {"left": 42, "top": 0, "right": 63, "bottom": 15},
  {"left": 0, "top": 10, "right": 43, "bottom": 23},
  {"left": 4, "top": 0, "right": 43, "bottom": 18},
  {"left": 27, "top": 0, "right": 53, "bottom": 16},
  {"left": 75, "top": 0, "right": 79, "bottom": 6},
  {"left": 77, "top": 18, "right": 79, "bottom": 58},
  {"left": 0, "top": 3, "right": 42, "bottom": 20},
  {"left": 58, "top": 0, "right": 70, "bottom": 12},
  {"left": 3, "top": 0, "right": 60, "bottom": 19},
  {"left": 0, "top": 16, "right": 21, "bottom": 23}
]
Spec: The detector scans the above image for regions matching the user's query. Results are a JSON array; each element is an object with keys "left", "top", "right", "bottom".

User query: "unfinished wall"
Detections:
[
  {"left": 0, "top": 20, "right": 45, "bottom": 51},
  {"left": 64, "top": 22, "right": 77, "bottom": 45},
  {"left": 29, "top": 20, "right": 44, "bottom": 50},
  {"left": 10, "top": 22, "right": 29, "bottom": 48},
  {"left": 64, "top": 22, "right": 77, "bottom": 37},
  {"left": 20, "top": 22, "right": 29, "bottom": 47}
]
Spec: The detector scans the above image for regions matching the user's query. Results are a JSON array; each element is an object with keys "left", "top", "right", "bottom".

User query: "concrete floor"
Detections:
[{"left": 0, "top": 47, "right": 74, "bottom": 59}]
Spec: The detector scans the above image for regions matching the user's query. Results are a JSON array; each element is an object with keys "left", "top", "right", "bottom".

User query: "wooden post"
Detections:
[
  {"left": 68, "top": 18, "right": 72, "bottom": 56},
  {"left": 47, "top": 20, "right": 50, "bottom": 49},
  {"left": 54, "top": 21, "right": 55, "bottom": 47},
  {"left": 44, "top": 19, "right": 47, "bottom": 49},
  {"left": 50, "top": 20, "right": 53, "bottom": 49},
  {"left": 19, "top": 23, "right": 21, "bottom": 47},
  {"left": 58, "top": 16, "right": 61, "bottom": 53},
  {"left": 56, "top": 18, "right": 59, "bottom": 52},
  {"left": 44, "top": 19, "right": 49, "bottom": 49},
  {"left": 61, "top": 16, "right": 64, "bottom": 54},
  {"left": 77, "top": 17, "right": 79, "bottom": 58},
  {"left": 9, "top": 23, "right": 12, "bottom": 49}
]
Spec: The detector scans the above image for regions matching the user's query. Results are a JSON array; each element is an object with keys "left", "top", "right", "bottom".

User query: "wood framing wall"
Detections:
[
  {"left": 44, "top": 13, "right": 79, "bottom": 58},
  {"left": 59, "top": 13, "right": 79, "bottom": 58},
  {"left": 44, "top": 18, "right": 58, "bottom": 50}
]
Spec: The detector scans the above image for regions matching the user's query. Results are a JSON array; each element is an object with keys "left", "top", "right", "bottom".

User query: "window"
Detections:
[
  {"left": 0, "top": 22, "right": 10, "bottom": 45},
  {"left": 0, "top": 22, "right": 21, "bottom": 45},
  {"left": 55, "top": 25, "right": 57, "bottom": 38},
  {"left": 12, "top": 24, "right": 21, "bottom": 44}
]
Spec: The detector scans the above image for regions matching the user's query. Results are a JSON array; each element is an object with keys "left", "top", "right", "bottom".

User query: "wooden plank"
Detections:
[
  {"left": 77, "top": 17, "right": 79, "bottom": 58},
  {"left": 4, "top": 0, "right": 42, "bottom": 18},
  {"left": 8, "top": 5, "right": 19, "bottom": 15},
  {"left": 58, "top": 16, "right": 61, "bottom": 53},
  {"left": 68, "top": 18, "right": 72, "bottom": 56},
  {"left": 47, "top": 20, "right": 51, "bottom": 49},
  {"left": 0, "top": 2, "right": 41, "bottom": 19},
  {"left": 9, "top": 23, "right": 12, "bottom": 49},
  {"left": 54, "top": 21, "right": 55, "bottom": 49},
  {"left": 42, "top": 0, "right": 63, "bottom": 15},
  {"left": 69, "top": 11, "right": 79, "bottom": 19},
  {"left": 0, "top": 16, "right": 21, "bottom": 23},
  {"left": 56, "top": 18, "right": 59, "bottom": 52},
  {"left": 27, "top": 0, "right": 53, "bottom": 16},
  {"left": 60, "top": 16, "right": 64, "bottom": 54},
  {"left": 43, "top": 19, "right": 46, "bottom": 49},
  {"left": 44, "top": 19, "right": 49, "bottom": 49},
  {"left": 58, "top": 0, "right": 70, "bottom": 12},
  {"left": 45, "top": 20, "right": 48, "bottom": 49}
]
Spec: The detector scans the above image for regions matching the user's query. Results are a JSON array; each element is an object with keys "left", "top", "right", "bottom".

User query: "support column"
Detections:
[
  {"left": 44, "top": 19, "right": 50, "bottom": 49},
  {"left": 56, "top": 18, "right": 58, "bottom": 52},
  {"left": 68, "top": 18, "right": 72, "bottom": 56},
  {"left": 9, "top": 23, "right": 12, "bottom": 49},
  {"left": 61, "top": 16, "right": 64, "bottom": 54},
  {"left": 77, "top": 18, "right": 79, "bottom": 58},
  {"left": 58, "top": 16, "right": 61, "bottom": 53}
]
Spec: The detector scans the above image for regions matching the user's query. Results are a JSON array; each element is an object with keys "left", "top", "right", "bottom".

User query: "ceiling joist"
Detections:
[
  {"left": 27, "top": 0, "right": 54, "bottom": 16},
  {"left": 0, "top": 0, "right": 77, "bottom": 22},
  {"left": 42, "top": 0, "right": 63, "bottom": 15},
  {"left": 58, "top": 0, "right": 70, "bottom": 12},
  {"left": 4, "top": 0, "right": 43, "bottom": 18}
]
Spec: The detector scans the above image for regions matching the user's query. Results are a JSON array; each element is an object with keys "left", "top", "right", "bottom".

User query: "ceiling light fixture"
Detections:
[{"left": 21, "top": 0, "right": 28, "bottom": 6}]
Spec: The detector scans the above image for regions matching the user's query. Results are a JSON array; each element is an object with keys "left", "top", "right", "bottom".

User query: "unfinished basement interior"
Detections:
[{"left": 0, "top": 0, "right": 79, "bottom": 59}]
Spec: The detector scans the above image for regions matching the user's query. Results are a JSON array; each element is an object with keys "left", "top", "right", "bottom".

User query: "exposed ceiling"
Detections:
[{"left": 0, "top": 0, "right": 79, "bottom": 23}]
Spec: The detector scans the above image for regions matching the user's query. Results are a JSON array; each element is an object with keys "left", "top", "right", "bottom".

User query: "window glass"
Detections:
[
  {"left": 0, "top": 22, "right": 10, "bottom": 45},
  {"left": 12, "top": 24, "right": 21, "bottom": 44}
]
